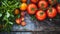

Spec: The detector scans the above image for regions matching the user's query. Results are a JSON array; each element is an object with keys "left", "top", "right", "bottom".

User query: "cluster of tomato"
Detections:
[
  {"left": 27, "top": 0, "right": 60, "bottom": 21},
  {"left": 14, "top": 0, "right": 27, "bottom": 26},
  {"left": 14, "top": 0, "right": 60, "bottom": 26}
]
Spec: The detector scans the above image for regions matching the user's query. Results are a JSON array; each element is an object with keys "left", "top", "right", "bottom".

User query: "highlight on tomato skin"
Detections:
[
  {"left": 36, "top": 10, "right": 46, "bottom": 21},
  {"left": 27, "top": 4, "right": 37, "bottom": 15},
  {"left": 57, "top": 4, "right": 60, "bottom": 14},
  {"left": 47, "top": 7, "right": 57, "bottom": 18}
]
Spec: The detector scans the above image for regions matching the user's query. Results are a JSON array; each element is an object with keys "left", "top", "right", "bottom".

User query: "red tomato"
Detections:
[
  {"left": 47, "top": 7, "right": 57, "bottom": 18},
  {"left": 15, "top": 18, "right": 21, "bottom": 25},
  {"left": 27, "top": 4, "right": 37, "bottom": 14},
  {"left": 31, "top": 0, "right": 38, "bottom": 3},
  {"left": 42, "top": 0, "right": 46, "bottom": 1},
  {"left": 36, "top": 10, "right": 46, "bottom": 21},
  {"left": 57, "top": 4, "right": 60, "bottom": 14},
  {"left": 48, "top": 0, "right": 56, "bottom": 5},
  {"left": 38, "top": 1, "right": 48, "bottom": 9}
]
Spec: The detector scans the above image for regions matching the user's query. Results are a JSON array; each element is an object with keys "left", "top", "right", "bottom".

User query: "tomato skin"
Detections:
[
  {"left": 14, "top": 8, "right": 20, "bottom": 15},
  {"left": 27, "top": 4, "right": 37, "bottom": 14},
  {"left": 31, "top": 0, "right": 38, "bottom": 3},
  {"left": 15, "top": 18, "right": 21, "bottom": 25},
  {"left": 21, "top": 17, "right": 25, "bottom": 21},
  {"left": 47, "top": 8, "right": 57, "bottom": 18},
  {"left": 21, "top": 0, "right": 27, "bottom": 3},
  {"left": 36, "top": 10, "right": 46, "bottom": 21},
  {"left": 21, "top": 21, "right": 26, "bottom": 26},
  {"left": 48, "top": 0, "right": 56, "bottom": 5},
  {"left": 38, "top": 1, "right": 48, "bottom": 9},
  {"left": 20, "top": 3, "right": 27, "bottom": 11},
  {"left": 41, "top": 0, "right": 46, "bottom": 1},
  {"left": 21, "top": 12, "right": 25, "bottom": 17},
  {"left": 57, "top": 4, "right": 60, "bottom": 14}
]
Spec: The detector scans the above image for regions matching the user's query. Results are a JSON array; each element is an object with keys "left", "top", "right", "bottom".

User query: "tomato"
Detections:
[
  {"left": 36, "top": 10, "right": 46, "bottom": 21},
  {"left": 20, "top": 3, "right": 27, "bottom": 11},
  {"left": 48, "top": 0, "right": 56, "bottom": 5},
  {"left": 27, "top": 4, "right": 37, "bottom": 14},
  {"left": 38, "top": 1, "right": 48, "bottom": 9},
  {"left": 15, "top": 18, "right": 21, "bottom": 25},
  {"left": 21, "top": 0, "right": 27, "bottom": 3},
  {"left": 57, "top": 4, "right": 60, "bottom": 14},
  {"left": 47, "top": 7, "right": 57, "bottom": 18},
  {"left": 21, "top": 12, "right": 25, "bottom": 17},
  {"left": 14, "top": 8, "right": 20, "bottom": 15},
  {"left": 21, "top": 21, "right": 26, "bottom": 26},
  {"left": 21, "top": 17, "right": 25, "bottom": 21},
  {"left": 42, "top": 0, "right": 46, "bottom": 1},
  {"left": 31, "top": 0, "right": 38, "bottom": 3}
]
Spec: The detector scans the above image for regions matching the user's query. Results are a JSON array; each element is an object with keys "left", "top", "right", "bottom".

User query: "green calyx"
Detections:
[
  {"left": 31, "top": 8, "right": 35, "bottom": 11},
  {"left": 52, "top": 0, "right": 54, "bottom": 1},
  {"left": 52, "top": 0, "right": 55, "bottom": 4},
  {"left": 41, "top": 4, "right": 44, "bottom": 8},
  {"left": 40, "top": 12, "right": 44, "bottom": 15},
  {"left": 49, "top": 8, "right": 52, "bottom": 12},
  {"left": 49, "top": 6, "right": 52, "bottom": 12}
]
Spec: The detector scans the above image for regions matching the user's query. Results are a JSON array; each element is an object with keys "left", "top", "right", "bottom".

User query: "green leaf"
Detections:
[
  {"left": 6, "top": 12, "right": 10, "bottom": 18},
  {"left": 15, "top": 2, "right": 19, "bottom": 6},
  {"left": 10, "top": 14, "right": 14, "bottom": 18},
  {"left": 0, "top": 13, "right": 2, "bottom": 17},
  {"left": 17, "top": 14, "right": 21, "bottom": 18},
  {"left": 3, "top": 15, "right": 7, "bottom": 20},
  {"left": 9, "top": 22, "right": 13, "bottom": 25}
]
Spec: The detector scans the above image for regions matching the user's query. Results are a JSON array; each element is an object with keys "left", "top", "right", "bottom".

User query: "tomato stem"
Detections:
[
  {"left": 40, "top": 12, "right": 44, "bottom": 15},
  {"left": 49, "top": 6, "right": 52, "bottom": 12},
  {"left": 31, "top": 8, "right": 35, "bottom": 11},
  {"left": 41, "top": 4, "right": 44, "bottom": 8}
]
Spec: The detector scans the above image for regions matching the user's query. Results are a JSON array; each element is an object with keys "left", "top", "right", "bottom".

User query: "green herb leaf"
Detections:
[{"left": 0, "top": 13, "right": 2, "bottom": 17}]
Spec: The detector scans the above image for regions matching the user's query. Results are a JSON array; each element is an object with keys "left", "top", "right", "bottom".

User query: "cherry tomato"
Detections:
[
  {"left": 20, "top": 3, "right": 27, "bottom": 11},
  {"left": 21, "top": 11, "right": 25, "bottom": 17},
  {"left": 21, "top": 0, "right": 27, "bottom": 3},
  {"left": 31, "top": 0, "right": 38, "bottom": 3},
  {"left": 38, "top": 1, "right": 48, "bottom": 9},
  {"left": 21, "top": 21, "right": 26, "bottom": 26},
  {"left": 42, "top": 0, "right": 46, "bottom": 1},
  {"left": 21, "top": 17, "right": 25, "bottom": 21},
  {"left": 57, "top": 4, "right": 60, "bottom": 14},
  {"left": 14, "top": 8, "right": 20, "bottom": 15},
  {"left": 27, "top": 4, "right": 37, "bottom": 14},
  {"left": 47, "top": 7, "right": 57, "bottom": 18},
  {"left": 36, "top": 10, "right": 46, "bottom": 21},
  {"left": 15, "top": 18, "right": 21, "bottom": 25},
  {"left": 48, "top": 0, "right": 56, "bottom": 5}
]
